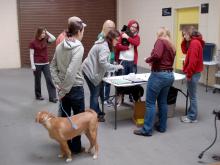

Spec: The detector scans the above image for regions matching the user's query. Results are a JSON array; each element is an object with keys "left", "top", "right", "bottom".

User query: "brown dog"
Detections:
[
  {"left": 35, "top": 109, "right": 98, "bottom": 162},
  {"left": 209, "top": 162, "right": 220, "bottom": 165}
]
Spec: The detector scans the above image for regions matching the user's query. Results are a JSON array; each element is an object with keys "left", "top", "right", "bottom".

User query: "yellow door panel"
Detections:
[{"left": 175, "top": 7, "right": 199, "bottom": 70}]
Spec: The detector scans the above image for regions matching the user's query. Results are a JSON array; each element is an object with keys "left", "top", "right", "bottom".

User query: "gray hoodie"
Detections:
[
  {"left": 50, "top": 38, "right": 84, "bottom": 98},
  {"left": 82, "top": 39, "right": 120, "bottom": 86}
]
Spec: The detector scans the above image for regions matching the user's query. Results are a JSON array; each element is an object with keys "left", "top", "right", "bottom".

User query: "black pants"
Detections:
[
  {"left": 60, "top": 86, "right": 85, "bottom": 153},
  {"left": 33, "top": 64, "right": 56, "bottom": 99}
]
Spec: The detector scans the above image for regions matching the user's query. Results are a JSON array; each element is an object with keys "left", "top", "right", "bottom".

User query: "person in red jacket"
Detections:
[
  {"left": 115, "top": 19, "right": 140, "bottom": 74},
  {"left": 115, "top": 19, "right": 140, "bottom": 102},
  {"left": 180, "top": 27, "right": 204, "bottom": 123}
]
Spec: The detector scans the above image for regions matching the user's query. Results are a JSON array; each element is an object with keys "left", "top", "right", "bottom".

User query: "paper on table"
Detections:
[
  {"left": 110, "top": 79, "right": 131, "bottom": 85},
  {"left": 125, "top": 77, "right": 146, "bottom": 83}
]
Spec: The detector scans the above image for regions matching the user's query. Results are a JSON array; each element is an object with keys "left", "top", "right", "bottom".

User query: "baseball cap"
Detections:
[{"left": 68, "top": 16, "right": 87, "bottom": 27}]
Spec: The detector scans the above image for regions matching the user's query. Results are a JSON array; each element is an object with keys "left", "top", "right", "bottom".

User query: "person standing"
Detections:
[
  {"left": 50, "top": 17, "right": 86, "bottom": 154},
  {"left": 97, "top": 20, "right": 116, "bottom": 106},
  {"left": 134, "top": 27, "right": 176, "bottom": 136},
  {"left": 115, "top": 19, "right": 140, "bottom": 102},
  {"left": 29, "top": 27, "right": 57, "bottom": 103},
  {"left": 56, "top": 16, "right": 81, "bottom": 46},
  {"left": 115, "top": 19, "right": 140, "bottom": 75},
  {"left": 180, "top": 27, "right": 204, "bottom": 123},
  {"left": 82, "top": 29, "right": 123, "bottom": 122},
  {"left": 97, "top": 20, "right": 115, "bottom": 40}
]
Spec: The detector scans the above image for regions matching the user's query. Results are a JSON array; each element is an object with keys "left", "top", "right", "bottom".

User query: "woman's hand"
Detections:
[
  {"left": 31, "top": 65, "right": 36, "bottom": 71},
  {"left": 122, "top": 33, "right": 129, "bottom": 39},
  {"left": 116, "top": 64, "right": 124, "bottom": 70},
  {"left": 55, "top": 84, "right": 61, "bottom": 91}
]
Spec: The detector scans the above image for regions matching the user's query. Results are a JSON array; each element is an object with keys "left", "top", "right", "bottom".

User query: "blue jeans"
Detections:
[
  {"left": 61, "top": 86, "right": 85, "bottom": 153},
  {"left": 104, "top": 82, "right": 111, "bottom": 101},
  {"left": 120, "top": 60, "right": 134, "bottom": 100},
  {"left": 187, "top": 73, "right": 201, "bottom": 120},
  {"left": 121, "top": 60, "right": 134, "bottom": 75},
  {"left": 104, "top": 72, "right": 113, "bottom": 101},
  {"left": 117, "top": 60, "right": 134, "bottom": 76},
  {"left": 142, "top": 72, "right": 174, "bottom": 134},
  {"left": 83, "top": 73, "right": 102, "bottom": 115}
]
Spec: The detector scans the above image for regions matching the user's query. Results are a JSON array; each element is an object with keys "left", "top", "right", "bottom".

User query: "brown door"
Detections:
[{"left": 17, "top": 0, "right": 116, "bottom": 67}]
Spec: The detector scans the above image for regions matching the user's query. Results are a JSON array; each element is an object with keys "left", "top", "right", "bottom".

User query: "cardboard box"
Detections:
[
  {"left": 133, "top": 101, "right": 146, "bottom": 126},
  {"left": 133, "top": 101, "right": 176, "bottom": 126}
]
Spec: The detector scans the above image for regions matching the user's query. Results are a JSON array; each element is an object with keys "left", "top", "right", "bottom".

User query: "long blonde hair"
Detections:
[
  {"left": 157, "top": 27, "right": 171, "bottom": 39},
  {"left": 157, "top": 26, "right": 176, "bottom": 52}
]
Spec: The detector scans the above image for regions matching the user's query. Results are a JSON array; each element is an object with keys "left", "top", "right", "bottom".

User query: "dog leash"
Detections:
[{"left": 59, "top": 101, "right": 78, "bottom": 129}]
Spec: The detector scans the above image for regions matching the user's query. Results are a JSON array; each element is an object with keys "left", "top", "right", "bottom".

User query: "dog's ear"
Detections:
[
  {"left": 35, "top": 111, "right": 44, "bottom": 123},
  {"left": 48, "top": 112, "right": 56, "bottom": 118},
  {"left": 35, "top": 112, "right": 41, "bottom": 123}
]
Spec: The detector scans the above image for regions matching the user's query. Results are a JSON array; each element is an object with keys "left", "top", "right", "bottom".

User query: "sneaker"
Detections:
[
  {"left": 154, "top": 124, "right": 166, "bottom": 133},
  {"left": 180, "top": 116, "right": 198, "bottom": 123},
  {"left": 36, "top": 96, "right": 44, "bottom": 100},
  {"left": 49, "top": 98, "right": 58, "bottom": 103},
  {"left": 98, "top": 115, "right": 105, "bottom": 122},
  {"left": 104, "top": 100, "right": 113, "bottom": 107},
  {"left": 133, "top": 129, "right": 152, "bottom": 137}
]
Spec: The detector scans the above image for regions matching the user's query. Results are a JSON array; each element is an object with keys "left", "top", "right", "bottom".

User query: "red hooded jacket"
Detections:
[
  {"left": 181, "top": 36, "right": 205, "bottom": 79},
  {"left": 115, "top": 20, "right": 140, "bottom": 64}
]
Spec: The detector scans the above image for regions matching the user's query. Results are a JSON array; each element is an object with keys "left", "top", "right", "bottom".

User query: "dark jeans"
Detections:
[
  {"left": 60, "top": 86, "right": 85, "bottom": 153},
  {"left": 33, "top": 64, "right": 56, "bottom": 99},
  {"left": 121, "top": 60, "right": 134, "bottom": 75},
  {"left": 104, "top": 72, "right": 113, "bottom": 101},
  {"left": 83, "top": 72, "right": 104, "bottom": 116},
  {"left": 118, "top": 60, "right": 134, "bottom": 100},
  {"left": 104, "top": 82, "right": 111, "bottom": 101}
]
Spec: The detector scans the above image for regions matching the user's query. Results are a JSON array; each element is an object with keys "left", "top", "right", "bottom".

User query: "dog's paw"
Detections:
[
  {"left": 93, "top": 154, "right": 98, "bottom": 160},
  {"left": 85, "top": 148, "right": 91, "bottom": 153},
  {"left": 66, "top": 158, "right": 72, "bottom": 163},
  {"left": 58, "top": 154, "right": 64, "bottom": 158}
]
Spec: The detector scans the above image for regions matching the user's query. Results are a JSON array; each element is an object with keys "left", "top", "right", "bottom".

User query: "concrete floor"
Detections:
[{"left": 0, "top": 68, "right": 220, "bottom": 165}]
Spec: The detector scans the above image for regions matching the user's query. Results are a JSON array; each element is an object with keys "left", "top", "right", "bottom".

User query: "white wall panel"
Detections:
[
  {"left": 0, "top": 0, "right": 20, "bottom": 68},
  {"left": 117, "top": 0, "right": 220, "bottom": 68}
]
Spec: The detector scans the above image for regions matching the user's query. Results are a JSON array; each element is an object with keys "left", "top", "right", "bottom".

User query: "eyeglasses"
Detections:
[{"left": 131, "top": 25, "right": 138, "bottom": 29}]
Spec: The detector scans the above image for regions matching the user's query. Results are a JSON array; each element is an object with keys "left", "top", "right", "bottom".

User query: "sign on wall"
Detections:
[
  {"left": 201, "top": 3, "right": 209, "bottom": 14},
  {"left": 162, "top": 7, "right": 172, "bottom": 16}
]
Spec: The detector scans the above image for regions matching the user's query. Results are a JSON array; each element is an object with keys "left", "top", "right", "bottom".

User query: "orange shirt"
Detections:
[{"left": 56, "top": 31, "right": 66, "bottom": 46}]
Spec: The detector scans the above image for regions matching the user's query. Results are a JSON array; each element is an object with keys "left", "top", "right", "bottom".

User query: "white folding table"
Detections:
[{"left": 102, "top": 72, "right": 186, "bottom": 129}]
